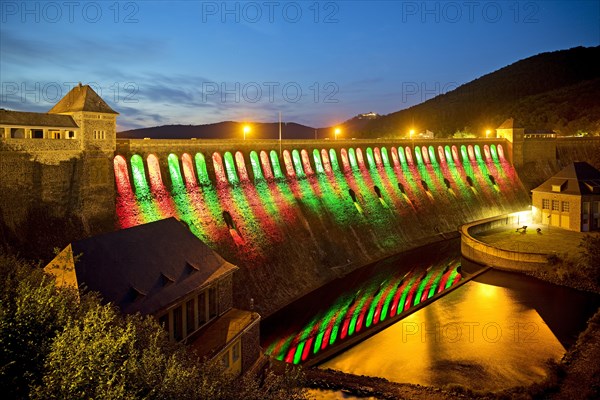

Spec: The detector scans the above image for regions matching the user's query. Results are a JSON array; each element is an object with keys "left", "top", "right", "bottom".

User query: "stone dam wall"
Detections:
[
  {"left": 111, "top": 139, "right": 529, "bottom": 316},
  {"left": 1, "top": 136, "right": 599, "bottom": 316}
]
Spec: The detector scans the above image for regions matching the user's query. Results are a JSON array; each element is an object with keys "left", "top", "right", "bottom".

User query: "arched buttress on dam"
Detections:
[{"left": 113, "top": 140, "right": 530, "bottom": 318}]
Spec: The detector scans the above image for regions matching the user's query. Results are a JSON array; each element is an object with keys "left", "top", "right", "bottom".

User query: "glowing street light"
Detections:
[
  {"left": 243, "top": 125, "right": 251, "bottom": 140},
  {"left": 409, "top": 129, "right": 415, "bottom": 139},
  {"left": 334, "top": 127, "right": 341, "bottom": 140},
  {"left": 486, "top": 129, "right": 491, "bottom": 138}
]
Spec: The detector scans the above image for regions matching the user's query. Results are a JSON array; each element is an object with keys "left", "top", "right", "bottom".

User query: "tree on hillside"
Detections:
[{"left": 0, "top": 255, "right": 87, "bottom": 398}]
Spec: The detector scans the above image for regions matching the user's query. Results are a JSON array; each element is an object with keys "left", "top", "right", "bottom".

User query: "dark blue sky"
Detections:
[{"left": 1, "top": 1, "right": 598, "bottom": 130}]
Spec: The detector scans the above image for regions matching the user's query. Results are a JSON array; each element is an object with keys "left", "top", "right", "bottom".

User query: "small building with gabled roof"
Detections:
[
  {"left": 531, "top": 162, "right": 600, "bottom": 231},
  {"left": 45, "top": 217, "right": 261, "bottom": 376},
  {"left": 1, "top": 83, "right": 117, "bottom": 152}
]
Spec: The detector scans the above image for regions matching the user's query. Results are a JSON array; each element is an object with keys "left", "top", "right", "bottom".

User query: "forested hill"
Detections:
[
  {"left": 356, "top": 46, "right": 600, "bottom": 138},
  {"left": 119, "top": 47, "right": 600, "bottom": 139},
  {"left": 119, "top": 121, "right": 321, "bottom": 140}
]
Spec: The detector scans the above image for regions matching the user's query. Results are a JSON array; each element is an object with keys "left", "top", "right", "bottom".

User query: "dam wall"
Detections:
[
  {"left": 112, "top": 139, "right": 530, "bottom": 316},
  {"left": 518, "top": 137, "right": 600, "bottom": 190},
  {"left": 3, "top": 135, "right": 599, "bottom": 316}
]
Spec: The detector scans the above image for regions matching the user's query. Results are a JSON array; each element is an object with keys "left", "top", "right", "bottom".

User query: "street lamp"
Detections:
[
  {"left": 334, "top": 127, "right": 341, "bottom": 140},
  {"left": 243, "top": 125, "right": 250, "bottom": 140},
  {"left": 486, "top": 129, "right": 491, "bottom": 138}
]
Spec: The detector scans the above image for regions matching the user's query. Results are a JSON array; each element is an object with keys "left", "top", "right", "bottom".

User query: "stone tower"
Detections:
[
  {"left": 47, "top": 83, "right": 118, "bottom": 232},
  {"left": 48, "top": 83, "right": 118, "bottom": 152},
  {"left": 495, "top": 118, "right": 524, "bottom": 168}
]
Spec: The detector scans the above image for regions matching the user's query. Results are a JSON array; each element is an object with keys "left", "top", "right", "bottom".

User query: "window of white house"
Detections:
[
  {"left": 542, "top": 199, "right": 550, "bottom": 209},
  {"left": 232, "top": 341, "right": 240, "bottom": 362},
  {"left": 562, "top": 201, "right": 569, "bottom": 212},
  {"left": 583, "top": 202, "right": 590, "bottom": 215},
  {"left": 158, "top": 287, "right": 219, "bottom": 342},
  {"left": 221, "top": 352, "right": 230, "bottom": 369},
  {"left": 209, "top": 286, "right": 218, "bottom": 318},
  {"left": 186, "top": 299, "right": 195, "bottom": 335},
  {"left": 198, "top": 291, "right": 207, "bottom": 325},
  {"left": 173, "top": 306, "right": 183, "bottom": 341},
  {"left": 552, "top": 200, "right": 559, "bottom": 211},
  {"left": 93, "top": 130, "right": 106, "bottom": 140}
]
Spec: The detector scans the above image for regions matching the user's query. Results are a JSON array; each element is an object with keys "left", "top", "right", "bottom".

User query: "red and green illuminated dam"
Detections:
[{"left": 113, "top": 139, "right": 530, "bottom": 317}]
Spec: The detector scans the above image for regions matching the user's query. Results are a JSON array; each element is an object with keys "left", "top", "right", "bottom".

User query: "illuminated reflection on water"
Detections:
[{"left": 321, "top": 270, "right": 597, "bottom": 391}]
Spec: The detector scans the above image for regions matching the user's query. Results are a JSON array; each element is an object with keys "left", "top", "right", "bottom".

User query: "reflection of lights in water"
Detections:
[
  {"left": 477, "top": 283, "right": 498, "bottom": 298},
  {"left": 323, "top": 279, "right": 565, "bottom": 392}
]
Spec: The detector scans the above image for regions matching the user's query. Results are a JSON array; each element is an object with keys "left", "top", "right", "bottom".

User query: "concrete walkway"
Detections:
[{"left": 473, "top": 223, "right": 587, "bottom": 258}]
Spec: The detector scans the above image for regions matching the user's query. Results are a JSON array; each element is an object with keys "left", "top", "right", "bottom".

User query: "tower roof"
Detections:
[
  {"left": 497, "top": 118, "right": 523, "bottom": 129},
  {"left": 532, "top": 162, "right": 600, "bottom": 195},
  {"left": 48, "top": 83, "right": 118, "bottom": 115}
]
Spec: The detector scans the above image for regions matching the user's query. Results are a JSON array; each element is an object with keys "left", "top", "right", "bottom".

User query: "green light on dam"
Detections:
[{"left": 114, "top": 141, "right": 529, "bottom": 359}]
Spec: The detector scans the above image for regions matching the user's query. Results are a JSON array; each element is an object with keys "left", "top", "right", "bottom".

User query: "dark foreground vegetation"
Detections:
[
  {"left": 0, "top": 254, "right": 307, "bottom": 400},
  {"left": 2, "top": 234, "right": 599, "bottom": 399},
  {"left": 533, "top": 233, "right": 600, "bottom": 294}
]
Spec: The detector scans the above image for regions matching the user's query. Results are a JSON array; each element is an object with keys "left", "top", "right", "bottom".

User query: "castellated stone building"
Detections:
[{"left": 0, "top": 84, "right": 118, "bottom": 255}]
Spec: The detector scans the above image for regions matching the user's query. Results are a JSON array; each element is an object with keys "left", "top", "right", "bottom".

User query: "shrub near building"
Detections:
[{"left": 0, "top": 254, "right": 307, "bottom": 400}]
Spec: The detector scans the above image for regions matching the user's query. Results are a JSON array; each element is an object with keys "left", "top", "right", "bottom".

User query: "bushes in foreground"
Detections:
[{"left": 0, "top": 255, "right": 306, "bottom": 400}]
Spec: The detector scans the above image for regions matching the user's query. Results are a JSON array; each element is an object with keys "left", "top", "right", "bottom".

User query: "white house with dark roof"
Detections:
[
  {"left": 531, "top": 162, "right": 600, "bottom": 231},
  {"left": 45, "top": 217, "right": 261, "bottom": 376}
]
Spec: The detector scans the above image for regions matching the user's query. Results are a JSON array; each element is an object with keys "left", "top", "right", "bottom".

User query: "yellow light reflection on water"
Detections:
[{"left": 321, "top": 280, "right": 565, "bottom": 391}]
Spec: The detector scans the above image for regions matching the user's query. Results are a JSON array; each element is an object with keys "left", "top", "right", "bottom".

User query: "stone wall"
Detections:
[
  {"left": 241, "top": 316, "right": 261, "bottom": 372},
  {"left": 0, "top": 140, "right": 115, "bottom": 260},
  {"left": 71, "top": 111, "right": 117, "bottom": 153},
  {"left": 217, "top": 272, "right": 234, "bottom": 315},
  {"left": 460, "top": 212, "right": 548, "bottom": 271},
  {"left": 517, "top": 137, "right": 600, "bottom": 190}
]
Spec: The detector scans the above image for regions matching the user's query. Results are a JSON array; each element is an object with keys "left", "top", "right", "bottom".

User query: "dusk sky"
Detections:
[{"left": 1, "top": 1, "right": 598, "bottom": 131}]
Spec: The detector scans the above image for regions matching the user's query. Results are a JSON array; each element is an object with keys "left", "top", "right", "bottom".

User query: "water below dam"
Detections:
[{"left": 263, "top": 240, "right": 600, "bottom": 392}]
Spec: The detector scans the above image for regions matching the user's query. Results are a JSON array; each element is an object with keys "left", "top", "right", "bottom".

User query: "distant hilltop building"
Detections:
[
  {"left": 415, "top": 129, "right": 434, "bottom": 139},
  {"left": 357, "top": 112, "right": 379, "bottom": 119},
  {"left": 0, "top": 83, "right": 118, "bottom": 152}
]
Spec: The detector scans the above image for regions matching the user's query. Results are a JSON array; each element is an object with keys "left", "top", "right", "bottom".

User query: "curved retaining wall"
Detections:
[{"left": 460, "top": 212, "right": 548, "bottom": 271}]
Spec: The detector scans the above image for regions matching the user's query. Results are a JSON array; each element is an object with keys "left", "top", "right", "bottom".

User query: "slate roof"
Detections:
[
  {"left": 0, "top": 110, "right": 78, "bottom": 128},
  {"left": 70, "top": 218, "right": 236, "bottom": 315},
  {"left": 532, "top": 162, "right": 600, "bottom": 195},
  {"left": 48, "top": 83, "right": 118, "bottom": 114}
]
